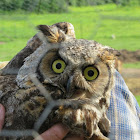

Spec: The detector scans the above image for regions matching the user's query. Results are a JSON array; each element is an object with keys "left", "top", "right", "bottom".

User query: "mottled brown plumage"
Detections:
[{"left": 0, "top": 22, "right": 118, "bottom": 140}]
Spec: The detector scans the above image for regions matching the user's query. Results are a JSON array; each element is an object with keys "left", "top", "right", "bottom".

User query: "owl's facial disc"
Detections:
[{"left": 38, "top": 39, "right": 114, "bottom": 100}]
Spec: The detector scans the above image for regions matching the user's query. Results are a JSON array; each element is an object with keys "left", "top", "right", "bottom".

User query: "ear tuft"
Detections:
[
  {"left": 98, "top": 47, "right": 120, "bottom": 65},
  {"left": 98, "top": 51, "right": 115, "bottom": 62},
  {"left": 37, "top": 22, "right": 75, "bottom": 43},
  {"left": 54, "top": 22, "right": 76, "bottom": 38},
  {"left": 37, "top": 25, "right": 65, "bottom": 43},
  {"left": 37, "top": 25, "right": 52, "bottom": 36}
]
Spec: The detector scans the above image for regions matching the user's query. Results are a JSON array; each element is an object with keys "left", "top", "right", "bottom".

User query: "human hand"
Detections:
[
  {"left": 0, "top": 104, "right": 5, "bottom": 130},
  {"left": 34, "top": 123, "right": 84, "bottom": 140}
]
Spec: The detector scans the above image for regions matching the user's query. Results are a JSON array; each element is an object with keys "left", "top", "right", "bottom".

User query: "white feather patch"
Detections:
[{"left": 16, "top": 41, "right": 59, "bottom": 88}]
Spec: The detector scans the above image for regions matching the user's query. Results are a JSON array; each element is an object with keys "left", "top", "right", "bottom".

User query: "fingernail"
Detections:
[
  {"left": 59, "top": 123, "right": 70, "bottom": 131},
  {"left": 0, "top": 104, "right": 4, "bottom": 112},
  {"left": 0, "top": 104, "right": 5, "bottom": 115}
]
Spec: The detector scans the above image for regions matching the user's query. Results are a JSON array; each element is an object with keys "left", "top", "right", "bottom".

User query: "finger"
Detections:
[
  {"left": 0, "top": 104, "right": 5, "bottom": 130},
  {"left": 34, "top": 123, "right": 69, "bottom": 140},
  {"left": 65, "top": 135, "right": 84, "bottom": 140}
]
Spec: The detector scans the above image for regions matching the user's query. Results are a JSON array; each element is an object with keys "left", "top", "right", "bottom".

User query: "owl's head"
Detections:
[{"left": 16, "top": 23, "right": 117, "bottom": 107}]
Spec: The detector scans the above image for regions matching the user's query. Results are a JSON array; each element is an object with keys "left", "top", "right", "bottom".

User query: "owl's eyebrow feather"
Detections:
[
  {"left": 79, "top": 57, "right": 100, "bottom": 69},
  {"left": 57, "top": 50, "right": 69, "bottom": 65}
]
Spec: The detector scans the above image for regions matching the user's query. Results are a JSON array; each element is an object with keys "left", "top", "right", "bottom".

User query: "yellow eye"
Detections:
[
  {"left": 52, "top": 59, "right": 66, "bottom": 73},
  {"left": 84, "top": 66, "right": 99, "bottom": 81}
]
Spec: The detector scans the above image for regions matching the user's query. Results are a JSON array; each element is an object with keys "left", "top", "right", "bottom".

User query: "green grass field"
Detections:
[
  {"left": 123, "top": 62, "right": 140, "bottom": 69},
  {"left": 135, "top": 95, "right": 140, "bottom": 106},
  {"left": 0, "top": 4, "right": 140, "bottom": 105},
  {"left": 0, "top": 4, "right": 140, "bottom": 62}
]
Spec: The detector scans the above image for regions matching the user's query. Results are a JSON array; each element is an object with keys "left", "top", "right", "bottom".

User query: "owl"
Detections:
[{"left": 0, "top": 22, "right": 118, "bottom": 140}]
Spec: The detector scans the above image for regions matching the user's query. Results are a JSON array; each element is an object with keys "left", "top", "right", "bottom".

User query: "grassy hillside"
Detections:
[
  {"left": 135, "top": 96, "right": 140, "bottom": 106},
  {"left": 0, "top": 4, "right": 140, "bottom": 105},
  {"left": 0, "top": 4, "right": 140, "bottom": 61}
]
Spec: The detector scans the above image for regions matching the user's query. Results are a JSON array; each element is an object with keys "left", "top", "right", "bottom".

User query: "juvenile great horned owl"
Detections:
[{"left": 0, "top": 22, "right": 118, "bottom": 140}]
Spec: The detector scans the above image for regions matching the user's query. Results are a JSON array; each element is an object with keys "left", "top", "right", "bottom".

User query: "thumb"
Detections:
[{"left": 34, "top": 123, "right": 69, "bottom": 140}]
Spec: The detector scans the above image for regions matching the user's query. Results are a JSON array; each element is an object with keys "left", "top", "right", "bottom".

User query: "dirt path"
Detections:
[{"left": 121, "top": 68, "right": 140, "bottom": 96}]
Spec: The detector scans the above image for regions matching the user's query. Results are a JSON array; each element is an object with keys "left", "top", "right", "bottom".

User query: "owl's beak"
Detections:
[{"left": 66, "top": 76, "right": 74, "bottom": 98}]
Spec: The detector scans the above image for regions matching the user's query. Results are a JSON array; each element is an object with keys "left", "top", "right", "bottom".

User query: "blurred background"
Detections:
[{"left": 0, "top": 0, "right": 140, "bottom": 104}]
